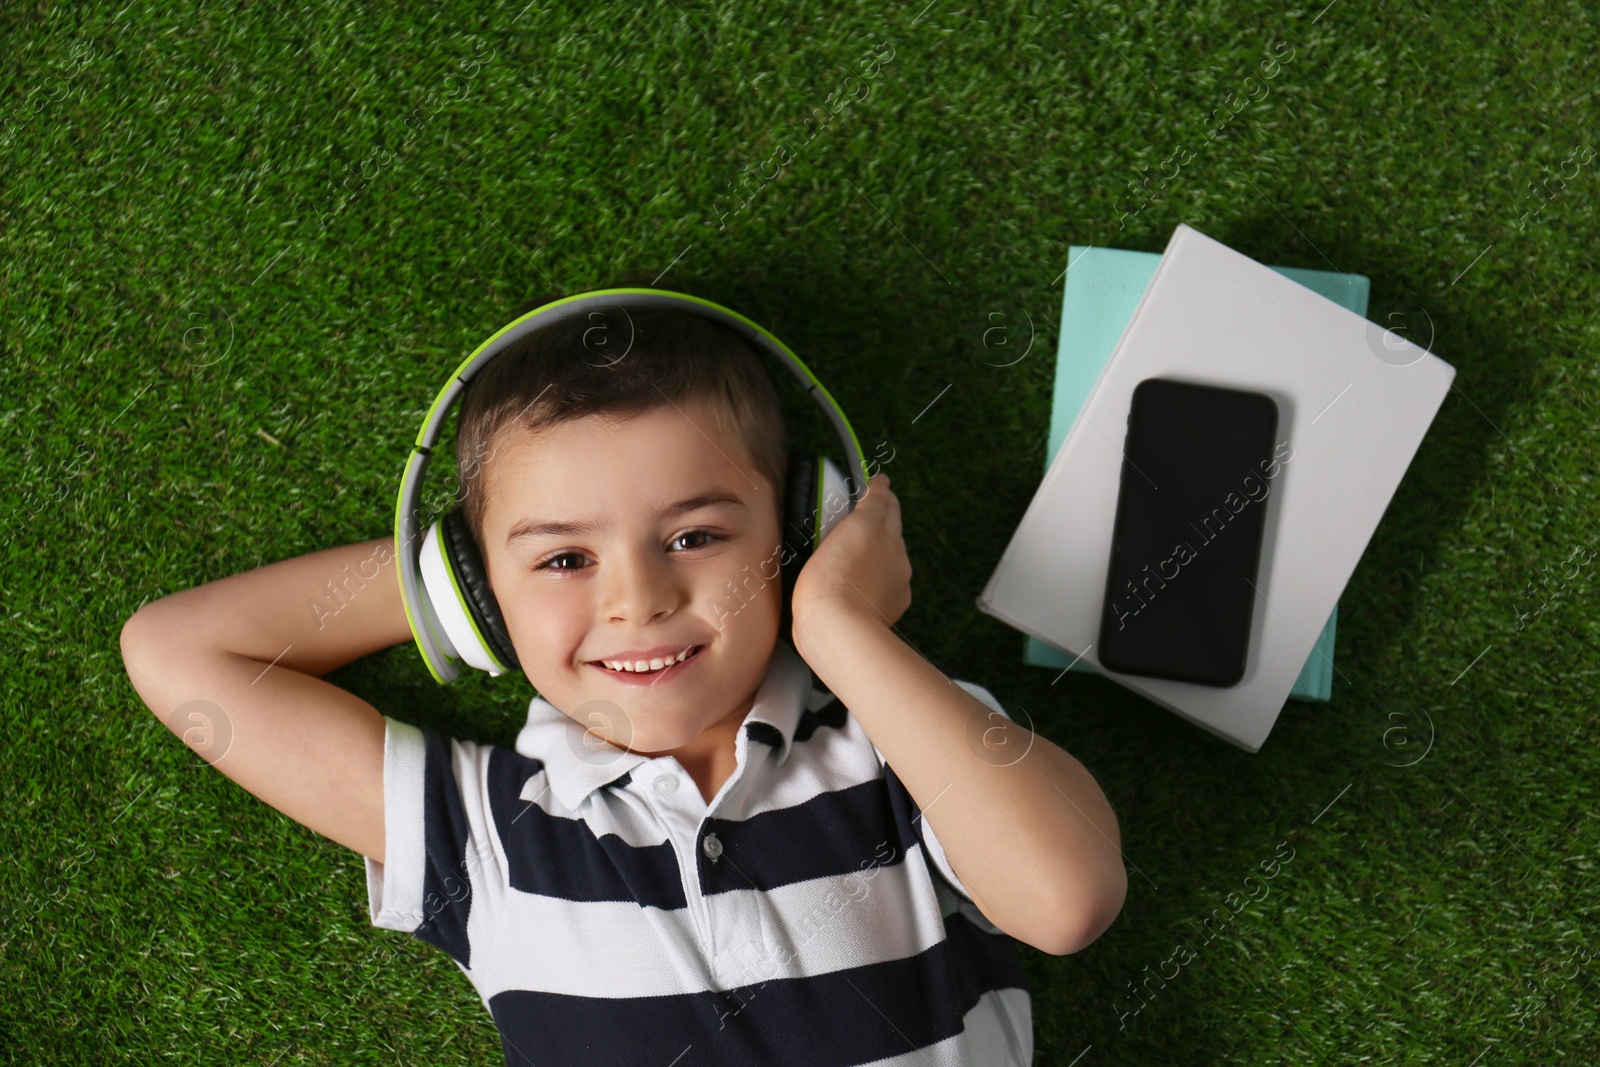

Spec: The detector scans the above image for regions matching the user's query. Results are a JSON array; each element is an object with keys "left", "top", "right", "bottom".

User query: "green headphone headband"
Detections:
[{"left": 394, "top": 288, "right": 871, "bottom": 684}]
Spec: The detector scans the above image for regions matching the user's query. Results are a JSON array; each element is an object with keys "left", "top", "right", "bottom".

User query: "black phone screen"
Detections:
[{"left": 1097, "top": 378, "right": 1283, "bottom": 687}]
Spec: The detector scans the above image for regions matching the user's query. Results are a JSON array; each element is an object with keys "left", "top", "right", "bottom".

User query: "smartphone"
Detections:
[{"left": 1097, "top": 378, "right": 1284, "bottom": 687}]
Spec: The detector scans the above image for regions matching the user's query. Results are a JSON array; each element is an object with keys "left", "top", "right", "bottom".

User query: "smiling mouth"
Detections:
[{"left": 589, "top": 645, "right": 705, "bottom": 676}]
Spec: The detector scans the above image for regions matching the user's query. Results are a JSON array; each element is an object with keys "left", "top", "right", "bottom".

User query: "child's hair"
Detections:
[{"left": 455, "top": 283, "right": 790, "bottom": 553}]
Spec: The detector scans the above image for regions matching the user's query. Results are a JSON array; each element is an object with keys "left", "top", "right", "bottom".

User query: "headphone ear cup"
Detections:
[
  {"left": 438, "top": 509, "right": 521, "bottom": 673},
  {"left": 780, "top": 453, "right": 820, "bottom": 638},
  {"left": 813, "top": 455, "right": 852, "bottom": 543}
]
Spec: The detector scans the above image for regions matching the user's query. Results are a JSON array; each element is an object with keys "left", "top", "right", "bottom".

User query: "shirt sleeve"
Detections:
[{"left": 363, "top": 716, "right": 503, "bottom": 971}]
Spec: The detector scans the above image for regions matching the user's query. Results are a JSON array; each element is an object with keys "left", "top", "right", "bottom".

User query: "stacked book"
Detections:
[{"left": 979, "top": 225, "right": 1455, "bottom": 751}]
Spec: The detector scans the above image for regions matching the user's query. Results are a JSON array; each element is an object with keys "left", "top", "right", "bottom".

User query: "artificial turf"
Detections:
[{"left": 3, "top": 1, "right": 1598, "bottom": 1063}]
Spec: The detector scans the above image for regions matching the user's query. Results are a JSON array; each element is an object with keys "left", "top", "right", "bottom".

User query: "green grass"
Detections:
[{"left": 3, "top": 0, "right": 1598, "bottom": 1063}]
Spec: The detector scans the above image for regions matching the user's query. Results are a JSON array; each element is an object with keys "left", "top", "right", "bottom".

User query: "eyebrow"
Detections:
[{"left": 505, "top": 491, "right": 750, "bottom": 548}]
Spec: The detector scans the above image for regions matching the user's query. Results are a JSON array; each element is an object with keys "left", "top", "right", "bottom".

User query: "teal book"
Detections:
[{"left": 1023, "top": 246, "right": 1372, "bottom": 702}]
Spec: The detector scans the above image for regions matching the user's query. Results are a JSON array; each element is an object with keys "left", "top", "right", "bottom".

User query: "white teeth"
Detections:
[{"left": 602, "top": 646, "right": 696, "bottom": 673}]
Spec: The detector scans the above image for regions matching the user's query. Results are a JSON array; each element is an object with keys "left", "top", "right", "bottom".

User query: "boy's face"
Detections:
[{"left": 479, "top": 400, "right": 784, "bottom": 755}]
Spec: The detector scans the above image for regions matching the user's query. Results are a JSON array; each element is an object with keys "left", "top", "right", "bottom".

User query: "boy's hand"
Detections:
[{"left": 790, "top": 473, "right": 911, "bottom": 649}]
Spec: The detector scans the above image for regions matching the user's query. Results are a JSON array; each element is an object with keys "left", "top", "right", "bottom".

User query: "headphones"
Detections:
[{"left": 395, "top": 288, "right": 870, "bottom": 684}]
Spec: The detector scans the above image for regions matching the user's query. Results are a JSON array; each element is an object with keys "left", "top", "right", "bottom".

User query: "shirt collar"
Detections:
[{"left": 514, "top": 639, "right": 814, "bottom": 812}]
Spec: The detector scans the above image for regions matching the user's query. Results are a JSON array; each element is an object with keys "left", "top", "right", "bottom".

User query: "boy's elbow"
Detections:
[
  {"left": 120, "top": 608, "right": 148, "bottom": 669},
  {"left": 120, "top": 605, "right": 177, "bottom": 705},
  {"left": 1042, "top": 864, "right": 1128, "bottom": 956},
  {"left": 121, "top": 604, "right": 158, "bottom": 658}
]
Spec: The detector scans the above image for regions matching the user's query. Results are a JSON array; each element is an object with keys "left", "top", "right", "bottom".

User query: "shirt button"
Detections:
[
  {"left": 653, "top": 774, "right": 679, "bottom": 796},
  {"left": 702, "top": 833, "right": 723, "bottom": 861}
]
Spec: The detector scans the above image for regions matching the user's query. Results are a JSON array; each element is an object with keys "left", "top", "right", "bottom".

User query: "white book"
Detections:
[{"left": 977, "top": 224, "right": 1456, "bottom": 752}]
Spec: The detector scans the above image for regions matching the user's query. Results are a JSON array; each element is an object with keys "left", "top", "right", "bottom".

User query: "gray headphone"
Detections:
[{"left": 395, "top": 288, "right": 870, "bottom": 684}]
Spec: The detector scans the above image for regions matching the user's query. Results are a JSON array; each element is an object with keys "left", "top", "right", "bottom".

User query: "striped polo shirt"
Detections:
[{"left": 365, "top": 638, "right": 1033, "bottom": 1066}]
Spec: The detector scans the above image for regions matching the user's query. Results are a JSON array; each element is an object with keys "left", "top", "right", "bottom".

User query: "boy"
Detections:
[{"left": 119, "top": 300, "right": 1126, "bottom": 1066}]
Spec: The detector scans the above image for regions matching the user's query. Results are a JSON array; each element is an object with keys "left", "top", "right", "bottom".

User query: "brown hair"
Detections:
[{"left": 454, "top": 285, "right": 790, "bottom": 553}]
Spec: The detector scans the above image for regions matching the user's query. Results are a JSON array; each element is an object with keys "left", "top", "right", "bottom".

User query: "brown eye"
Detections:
[{"left": 671, "top": 530, "right": 723, "bottom": 552}]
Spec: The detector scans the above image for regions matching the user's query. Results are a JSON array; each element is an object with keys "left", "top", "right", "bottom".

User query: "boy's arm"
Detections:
[
  {"left": 118, "top": 536, "right": 413, "bottom": 863},
  {"left": 789, "top": 473, "right": 1126, "bottom": 956},
  {"left": 795, "top": 607, "right": 1128, "bottom": 956}
]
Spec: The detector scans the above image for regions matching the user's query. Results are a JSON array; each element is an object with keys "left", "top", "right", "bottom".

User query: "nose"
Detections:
[{"left": 600, "top": 541, "right": 684, "bottom": 624}]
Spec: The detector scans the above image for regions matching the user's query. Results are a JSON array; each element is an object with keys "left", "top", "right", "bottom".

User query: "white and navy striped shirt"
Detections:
[{"left": 365, "top": 638, "right": 1033, "bottom": 1066}]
